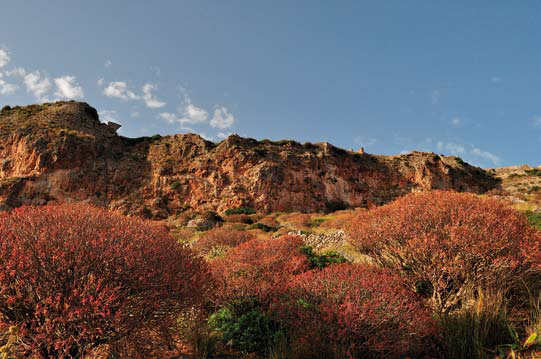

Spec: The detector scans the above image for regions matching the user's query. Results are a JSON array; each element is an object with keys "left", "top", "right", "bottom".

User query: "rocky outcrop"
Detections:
[{"left": 0, "top": 101, "right": 500, "bottom": 219}]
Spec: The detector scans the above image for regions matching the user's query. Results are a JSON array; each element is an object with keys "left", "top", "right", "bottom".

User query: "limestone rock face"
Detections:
[{"left": 0, "top": 102, "right": 500, "bottom": 218}]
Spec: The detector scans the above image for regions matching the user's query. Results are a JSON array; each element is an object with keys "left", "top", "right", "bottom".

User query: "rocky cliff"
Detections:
[{"left": 0, "top": 101, "right": 500, "bottom": 218}]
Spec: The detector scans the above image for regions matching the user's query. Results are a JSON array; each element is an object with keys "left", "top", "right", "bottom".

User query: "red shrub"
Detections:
[
  {"left": 211, "top": 235, "right": 309, "bottom": 306},
  {"left": 193, "top": 227, "right": 255, "bottom": 255},
  {"left": 279, "top": 264, "right": 436, "bottom": 359},
  {"left": 346, "top": 190, "right": 540, "bottom": 313},
  {"left": 0, "top": 204, "right": 209, "bottom": 358}
]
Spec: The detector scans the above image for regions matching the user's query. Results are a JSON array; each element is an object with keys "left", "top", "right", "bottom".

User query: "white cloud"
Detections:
[
  {"left": 210, "top": 106, "right": 235, "bottom": 129},
  {"left": 0, "top": 72, "right": 17, "bottom": 95},
  {"left": 217, "top": 132, "right": 232, "bottom": 139},
  {"left": 54, "top": 76, "right": 84, "bottom": 99},
  {"left": 105, "top": 60, "right": 112, "bottom": 68},
  {"left": 131, "top": 111, "right": 140, "bottom": 118},
  {"left": 471, "top": 147, "right": 501, "bottom": 165},
  {"left": 451, "top": 117, "right": 461, "bottom": 127},
  {"left": 5, "top": 67, "right": 26, "bottom": 77},
  {"left": 142, "top": 83, "right": 166, "bottom": 108},
  {"left": 23, "top": 71, "right": 51, "bottom": 102},
  {"left": 0, "top": 79, "right": 17, "bottom": 95},
  {"left": 159, "top": 112, "right": 177, "bottom": 123},
  {"left": 98, "top": 110, "right": 120, "bottom": 124},
  {"left": 445, "top": 142, "right": 466, "bottom": 155},
  {"left": 103, "top": 81, "right": 139, "bottom": 100},
  {"left": 532, "top": 116, "right": 541, "bottom": 127},
  {"left": 159, "top": 105, "right": 208, "bottom": 125},
  {"left": 0, "top": 49, "right": 10, "bottom": 68},
  {"left": 97, "top": 78, "right": 104, "bottom": 86}
]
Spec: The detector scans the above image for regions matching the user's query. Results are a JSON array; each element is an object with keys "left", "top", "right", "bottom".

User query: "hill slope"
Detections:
[{"left": 0, "top": 101, "right": 499, "bottom": 218}]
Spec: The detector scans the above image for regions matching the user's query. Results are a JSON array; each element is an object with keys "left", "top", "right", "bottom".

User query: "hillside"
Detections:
[
  {"left": 489, "top": 165, "right": 541, "bottom": 213},
  {"left": 0, "top": 101, "right": 500, "bottom": 219}
]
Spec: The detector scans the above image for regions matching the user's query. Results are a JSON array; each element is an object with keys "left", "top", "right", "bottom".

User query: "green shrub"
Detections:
[
  {"left": 225, "top": 207, "right": 256, "bottom": 216},
  {"left": 208, "top": 302, "right": 285, "bottom": 355},
  {"left": 170, "top": 180, "right": 181, "bottom": 190},
  {"left": 308, "top": 218, "right": 326, "bottom": 227},
  {"left": 300, "top": 245, "right": 347, "bottom": 269},
  {"left": 525, "top": 211, "right": 541, "bottom": 230},
  {"left": 248, "top": 222, "right": 278, "bottom": 232},
  {"left": 526, "top": 169, "right": 541, "bottom": 177}
]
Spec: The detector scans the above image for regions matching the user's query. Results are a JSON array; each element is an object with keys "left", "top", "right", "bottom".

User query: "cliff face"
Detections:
[{"left": 0, "top": 102, "right": 500, "bottom": 218}]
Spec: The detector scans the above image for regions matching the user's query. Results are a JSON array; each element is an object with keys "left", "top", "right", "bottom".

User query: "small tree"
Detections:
[
  {"left": 346, "top": 190, "right": 540, "bottom": 313},
  {"left": 0, "top": 204, "right": 209, "bottom": 358}
]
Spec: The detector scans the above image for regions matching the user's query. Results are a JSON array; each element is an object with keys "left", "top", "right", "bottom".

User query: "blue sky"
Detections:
[{"left": 1, "top": 1, "right": 540, "bottom": 168}]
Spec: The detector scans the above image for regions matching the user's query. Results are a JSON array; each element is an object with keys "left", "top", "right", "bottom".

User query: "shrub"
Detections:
[
  {"left": 210, "top": 235, "right": 309, "bottom": 307},
  {"left": 248, "top": 222, "right": 279, "bottom": 232},
  {"left": 300, "top": 245, "right": 347, "bottom": 269},
  {"left": 224, "top": 207, "right": 256, "bottom": 216},
  {"left": 346, "top": 190, "right": 540, "bottom": 313},
  {"left": 208, "top": 235, "right": 309, "bottom": 355},
  {"left": 0, "top": 204, "right": 209, "bottom": 358},
  {"left": 193, "top": 227, "right": 255, "bottom": 256},
  {"left": 526, "top": 211, "right": 541, "bottom": 230},
  {"left": 281, "top": 264, "right": 436, "bottom": 358},
  {"left": 170, "top": 180, "right": 181, "bottom": 190},
  {"left": 208, "top": 301, "right": 285, "bottom": 355}
]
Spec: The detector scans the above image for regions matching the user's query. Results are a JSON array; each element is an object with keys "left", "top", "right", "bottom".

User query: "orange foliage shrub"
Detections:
[
  {"left": 279, "top": 264, "right": 436, "bottom": 359},
  {"left": 193, "top": 227, "right": 255, "bottom": 255},
  {"left": 0, "top": 204, "right": 209, "bottom": 358},
  {"left": 211, "top": 235, "right": 309, "bottom": 306},
  {"left": 346, "top": 190, "right": 540, "bottom": 313}
]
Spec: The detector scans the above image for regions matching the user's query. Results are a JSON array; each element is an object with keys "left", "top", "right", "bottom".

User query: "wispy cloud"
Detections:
[
  {"left": 0, "top": 73, "right": 17, "bottom": 95},
  {"left": 98, "top": 110, "right": 119, "bottom": 123},
  {"left": 210, "top": 107, "right": 235, "bottom": 129},
  {"left": 437, "top": 141, "right": 465, "bottom": 155},
  {"left": 142, "top": 83, "right": 166, "bottom": 108},
  {"left": 532, "top": 116, "right": 541, "bottom": 127},
  {"left": 104, "top": 60, "right": 112, "bottom": 68},
  {"left": 23, "top": 71, "right": 52, "bottom": 102},
  {"left": 354, "top": 136, "right": 377, "bottom": 147},
  {"left": 54, "top": 76, "right": 84, "bottom": 99},
  {"left": 216, "top": 132, "right": 232, "bottom": 139},
  {"left": 160, "top": 103, "right": 208, "bottom": 125},
  {"left": 450, "top": 117, "right": 461, "bottom": 127},
  {"left": 103, "top": 81, "right": 139, "bottom": 100},
  {"left": 491, "top": 76, "right": 502, "bottom": 84},
  {"left": 0, "top": 48, "right": 10, "bottom": 68},
  {"left": 471, "top": 147, "right": 501, "bottom": 165}
]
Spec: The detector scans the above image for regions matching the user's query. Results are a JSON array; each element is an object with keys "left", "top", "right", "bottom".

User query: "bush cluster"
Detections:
[
  {"left": 0, "top": 204, "right": 209, "bottom": 358},
  {"left": 346, "top": 190, "right": 540, "bottom": 314},
  {"left": 1, "top": 190, "right": 539, "bottom": 358}
]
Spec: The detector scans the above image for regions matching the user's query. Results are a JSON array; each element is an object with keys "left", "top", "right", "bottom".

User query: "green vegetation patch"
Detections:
[
  {"left": 225, "top": 207, "right": 256, "bottom": 216},
  {"left": 525, "top": 211, "right": 541, "bottom": 230},
  {"left": 300, "top": 245, "right": 347, "bottom": 269},
  {"left": 526, "top": 169, "right": 541, "bottom": 177},
  {"left": 248, "top": 223, "right": 279, "bottom": 232},
  {"left": 209, "top": 302, "right": 285, "bottom": 355}
]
